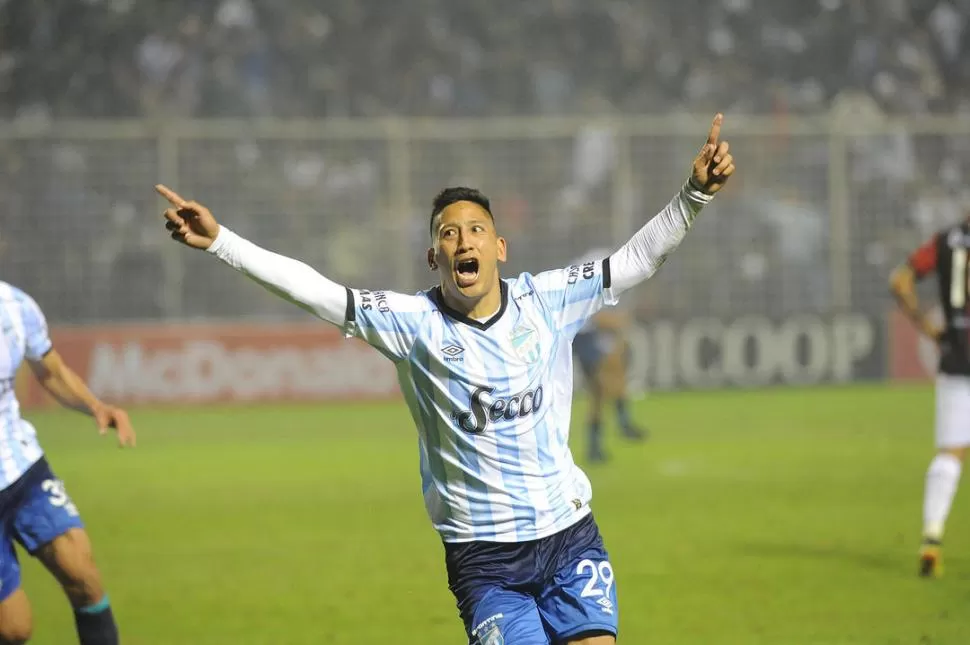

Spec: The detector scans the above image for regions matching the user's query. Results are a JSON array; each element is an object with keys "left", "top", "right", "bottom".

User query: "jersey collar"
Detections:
[{"left": 432, "top": 281, "right": 509, "bottom": 331}]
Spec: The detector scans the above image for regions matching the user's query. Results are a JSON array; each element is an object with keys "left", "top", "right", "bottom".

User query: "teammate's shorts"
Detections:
[
  {"left": 0, "top": 457, "right": 84, "bottom": 601},
  {"left": 444, "top": 513, "right": 618, "bottom": 645},
  {"left": 935, "top": 373, "right": 970, "bottom": 449},
  {"left": 573, "top": 331, "right": 609, "bottom": 379}
]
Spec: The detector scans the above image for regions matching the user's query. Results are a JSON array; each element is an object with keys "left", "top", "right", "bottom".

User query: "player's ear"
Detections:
[
  {"left": 496, "top": 237, "right": 507, "bottom": 263},
  {"left": 427, "top": 247, "right": 437, "bottom": 271}
]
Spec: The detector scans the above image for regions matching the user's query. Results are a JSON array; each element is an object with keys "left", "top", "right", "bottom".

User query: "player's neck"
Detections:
[{"left": 442, "top": 284, "right": 503, "bottom": 322}]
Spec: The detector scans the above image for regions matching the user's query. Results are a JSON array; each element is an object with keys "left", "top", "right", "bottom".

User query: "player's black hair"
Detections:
[{"left": 429, "top": 187, "right": 493, "bottom": 237}]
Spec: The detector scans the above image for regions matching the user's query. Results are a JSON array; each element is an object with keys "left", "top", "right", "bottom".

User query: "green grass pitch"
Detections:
[{"left": 17, "top": 384, "right": 970, "bottom": 644}]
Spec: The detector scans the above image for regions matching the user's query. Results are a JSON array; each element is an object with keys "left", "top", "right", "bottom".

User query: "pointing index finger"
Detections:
[
  {"left": 707, "top": 113, "right": 723, "bottom": 147},
  {"left": 155, "top": 184, "right": 187, "bottom": 208}
]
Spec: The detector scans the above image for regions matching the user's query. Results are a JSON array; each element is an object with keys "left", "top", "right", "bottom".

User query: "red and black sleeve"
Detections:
[{"left": 908, "top": 235, "right": 939, "bottom": 280}]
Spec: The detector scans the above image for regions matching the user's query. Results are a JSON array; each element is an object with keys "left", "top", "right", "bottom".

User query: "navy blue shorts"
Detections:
[
  {"left": 573, "top": 331, "right": 607, "bottom": 379},
  {"left": 0, "top": 458, "right": 85, "bottom": 601},
  {"left": 444, "top": 514, "right": 618, "bottom": 644}
]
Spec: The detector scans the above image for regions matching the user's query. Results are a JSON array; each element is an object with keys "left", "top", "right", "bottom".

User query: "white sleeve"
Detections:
[
  {"left": 608, "top": 181, "right": 713, "bottom": 295},
  {"left": 205, "top": 226, "right": 347, "bottom": 326}
]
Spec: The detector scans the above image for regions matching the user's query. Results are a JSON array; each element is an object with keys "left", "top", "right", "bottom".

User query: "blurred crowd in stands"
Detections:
[
  {"left": 1, "top": 0, "right": 968, "bottom": 120},
  {"left": 1, "top": 0, "right": 969, "bottom": 324}
]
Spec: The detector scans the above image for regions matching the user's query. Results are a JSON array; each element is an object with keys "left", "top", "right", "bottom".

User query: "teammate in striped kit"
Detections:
[
  {"left": 0, "top": 282, "right": 135, "bottom": 644},
  {"left": 157, "top": 114, "right": 734, "bottom": 644},
  {"left": 891, "top": 215, "right": 970, "bottom": 578}
]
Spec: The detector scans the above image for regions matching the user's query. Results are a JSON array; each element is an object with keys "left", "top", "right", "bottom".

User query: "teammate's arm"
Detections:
[
  {"left": 890, "top": 237, "right": 943, "bottom": 341},
  {"left": 28, "top": 351, "right": 135, "bottom": 447},
  {"left": 17, "top": 292, "right": 135, "bottom": 447},
  {"left": 608, "top": 114, "right": 733, "bottom": 295}
]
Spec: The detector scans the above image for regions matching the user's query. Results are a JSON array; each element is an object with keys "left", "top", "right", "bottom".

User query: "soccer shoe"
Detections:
[
  {"left": 620, "top": 424, "right": 649, "bottom": 442},
  {"left": 588, "top": 445, "right": 609, "bottom": 464},
  {"left": 918, "top": 539, "right": 943, "bottom": 578}
]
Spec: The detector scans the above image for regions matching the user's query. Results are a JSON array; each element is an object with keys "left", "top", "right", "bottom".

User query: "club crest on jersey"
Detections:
[{"left": 509, "top": 324, "right": 540, "bottom": 364}]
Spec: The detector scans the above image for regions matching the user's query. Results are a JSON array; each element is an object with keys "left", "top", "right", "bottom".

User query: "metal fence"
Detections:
[{"left": 3, "top": 113, "right": 970, "bottom": 325}]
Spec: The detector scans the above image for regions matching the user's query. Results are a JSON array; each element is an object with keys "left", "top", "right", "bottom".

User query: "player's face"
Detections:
[{"left": 429, "top": 201, "right": 507, "bottom": 308}]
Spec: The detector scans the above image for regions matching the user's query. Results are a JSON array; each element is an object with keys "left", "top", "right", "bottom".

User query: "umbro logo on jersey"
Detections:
[{"left": 442, "top": 344, "right": 465, "bottom": 362}]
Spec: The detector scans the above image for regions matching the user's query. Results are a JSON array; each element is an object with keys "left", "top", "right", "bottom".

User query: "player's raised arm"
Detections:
[
  {"left": 608, "top": 113, "right": 735, "bottom": 295},
  {"left": 155, "top": 185, "right": 430, "bottom": 362},
  {"left": 155, "top": 184, "right": 348, "bottom": 325},
  {"left": 890, "top": 235, "right": 943, "bottom": 342}
]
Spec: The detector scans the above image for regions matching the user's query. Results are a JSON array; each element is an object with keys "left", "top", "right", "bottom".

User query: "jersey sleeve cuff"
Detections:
[
  {"left": 342, "top": 287, "right": 358, "bottom": 338},
  {"left": 683, "top": 179, "right": 715, "bottom": 212},
  {"left": 601, "top": 257, "right": 619, "bottom": 307},
  {"left": 30, "top": 342, "right": 54, "bottom": 362},
  {"left": 205, "top": 225, "right": 235, "bottom": 257}
]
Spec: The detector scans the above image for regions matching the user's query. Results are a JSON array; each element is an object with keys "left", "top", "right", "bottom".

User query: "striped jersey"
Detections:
[
  {"left": 572, "top": 248, "right": 613, "bottom": 336},
  {"left": 0, "top": 282, "right": 49, "bottom": 488},
  {"left": 909, "top": 222, "right": 970, "bottom": 376},
  {"left": 343, "top": 259, "right": 616, "bottom": 543}
]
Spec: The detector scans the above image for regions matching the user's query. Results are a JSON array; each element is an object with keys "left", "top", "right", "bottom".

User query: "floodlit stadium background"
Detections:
[{"left": 3, "top": 1, "right": 970, "bottom": 642}]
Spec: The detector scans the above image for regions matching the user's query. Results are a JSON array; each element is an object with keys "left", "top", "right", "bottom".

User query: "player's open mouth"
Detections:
[{"left": 455, "top": 258, "right": 480, "bottom": 288}]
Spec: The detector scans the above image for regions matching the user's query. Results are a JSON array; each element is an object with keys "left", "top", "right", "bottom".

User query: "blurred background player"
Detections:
[
  {"left": 890, "top": 212, "right": 970, "bottom": 578},
  {"left": 0, "top": 281, "right": 135, "bottom": 644},
  {"left": 572, "top": 247, "right": 647, "bottom": 463}
]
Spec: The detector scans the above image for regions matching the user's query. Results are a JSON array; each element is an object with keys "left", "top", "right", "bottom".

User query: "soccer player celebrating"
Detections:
[
  {"left": 157, "top": 114, "right": 734, "bottom": 644},
  {"left": 891, "top": 216, "right": 970, "bottom": 578},
  {"left": 571, "top": 247, "right": 647, "bottom": 463},
  {"left": 0, "top": 282, "right": 135, "bottom": 644}
]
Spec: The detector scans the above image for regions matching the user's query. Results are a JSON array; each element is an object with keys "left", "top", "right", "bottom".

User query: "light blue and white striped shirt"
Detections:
[
  {"left": 208, "top": 183, "right": 711, "bottom": 542},
  {"left": 0, "top": 282, "right": 50, "bottom": 489},
  {"left": 343, "top": 263, "right": 613, "bottom": 542},
  {"left": 572, "top": 247, "right": 614, "bottom": 336}
]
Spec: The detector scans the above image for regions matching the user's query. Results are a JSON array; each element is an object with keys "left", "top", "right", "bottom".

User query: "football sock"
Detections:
[
  {"left": 923, "top": 453, "right": 962, "bottom": 541},
  {"left": 589, "top": 420, "right": 603, "bottom": 453},
  {"left": 75, "top": 595, "right": 119, "bottom": 645},
  {"left": 615, "top": 398, "right": 632, "bottom": 430}
]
